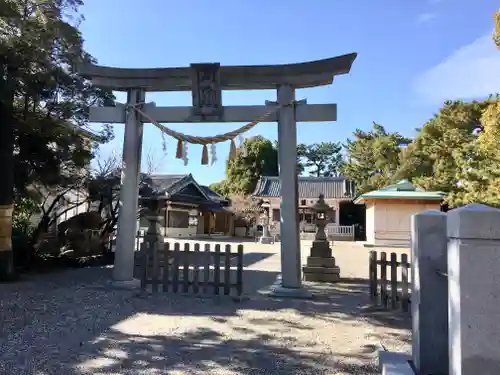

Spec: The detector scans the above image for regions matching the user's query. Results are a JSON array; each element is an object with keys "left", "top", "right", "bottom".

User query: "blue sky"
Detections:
[{"left": 80, "top": 0, "right": 500, "bottom": 186}]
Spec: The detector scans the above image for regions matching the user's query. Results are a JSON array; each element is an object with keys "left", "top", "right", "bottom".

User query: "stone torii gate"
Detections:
[{"left": 79, "top": 53, "right": 357, "bottom": 297}]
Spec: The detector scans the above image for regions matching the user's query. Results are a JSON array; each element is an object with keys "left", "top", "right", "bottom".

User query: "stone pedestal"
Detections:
[
  {"left": 302, "top": 240, "right": 340, "bottom": 282},
  {"left": 259, "top": 236, "right": 273, "bottom": 244},
  {"left": 259, "top": 223, "right": 273, "bottom": 244},
  {"left": 268, "top": 274, "right": 313, "bottom": 299}
]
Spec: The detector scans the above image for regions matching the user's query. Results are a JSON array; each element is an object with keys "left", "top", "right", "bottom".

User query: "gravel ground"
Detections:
[{"left": 0, "top": 242, "right": 410, "bottom": 375}]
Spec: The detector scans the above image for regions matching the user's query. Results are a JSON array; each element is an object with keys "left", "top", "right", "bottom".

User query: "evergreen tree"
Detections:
[
  {"left": 297, "top": 142, "right": 344, "bottom": 177},
  {"left": 0, "top": 0, "right": 113, "bottom": 279},
  {"left": 342, "top": 122, "right": 411, "bottom": 194}
]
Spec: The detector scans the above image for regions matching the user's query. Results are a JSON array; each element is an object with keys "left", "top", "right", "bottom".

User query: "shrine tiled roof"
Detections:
[
  {"left": 252, "top": 176, "right": 356, "bottom": 199},
  {"left": 200, "top": 185, "right": 227, "bottom": 203},
  {"left": 140, "top": 174, "right": 229, "bottom": 206},
  {"left": 146, "top": 174, "right": 188, "bottom": 194}
]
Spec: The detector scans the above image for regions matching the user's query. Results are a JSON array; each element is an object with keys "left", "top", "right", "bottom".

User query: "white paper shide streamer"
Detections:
[
  {"left": 210, "top": 143, "right": 217, "bottom": 165},
  {"left": 161, "top": 133, "right": 167, "bottom": 154},
  {"left": 239, "top": 135, "right": 248, "bottom": 157},
  {"left": 182, "top": 141, "right": 189, "bottom": 166}
]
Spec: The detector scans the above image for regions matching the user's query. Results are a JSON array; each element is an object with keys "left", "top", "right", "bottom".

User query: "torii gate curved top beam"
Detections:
[{"left": 78, "top": 53, "right": 357, "bottom": 91}]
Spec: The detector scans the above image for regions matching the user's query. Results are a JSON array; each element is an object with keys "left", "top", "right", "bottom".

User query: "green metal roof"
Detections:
[{"left": 354, "top": 180, "right": 445, "bottom": 204}]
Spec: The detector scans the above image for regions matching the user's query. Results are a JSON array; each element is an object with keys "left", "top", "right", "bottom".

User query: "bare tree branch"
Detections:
[
  {"left": 145, "top": 147, "right": 165, "bottom": 175},
  {"left": 47, "top": 198, "right": 88, "bottom": 227}
]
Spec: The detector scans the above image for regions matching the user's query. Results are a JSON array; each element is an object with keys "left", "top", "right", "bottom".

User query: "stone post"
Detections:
[
  {"left": 271, "top": 84, "right": 311, "bottom": 298},
  {"left": 302, "top": 194, "right": 340, "bottom": 282},
  {"left": 411, "top": 210, "right": 448, "bottom": 375},
  {"left": 134, "top": 198, "right": 163, "bottom": 279},
  {"left": 144, "top": 199, "right": 163, "bottom": 248},
  {"left": 447, "top": 204, "right": 500, "bottom": 375},
  {"left": 113, "top": 88, "right": 145, "bottom": 286}
]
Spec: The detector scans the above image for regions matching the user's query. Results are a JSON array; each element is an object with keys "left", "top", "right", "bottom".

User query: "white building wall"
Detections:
[
  {"left": 366, "top": 201, "right": 440, "bottom": 247},
  {"left": 365, "top": 204, "right": 376, "bottom": 244}
]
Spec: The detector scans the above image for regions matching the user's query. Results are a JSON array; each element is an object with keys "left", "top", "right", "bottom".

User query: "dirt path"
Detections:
[{"left": 0, "top": 242, "right": 410, "bottom": 374}]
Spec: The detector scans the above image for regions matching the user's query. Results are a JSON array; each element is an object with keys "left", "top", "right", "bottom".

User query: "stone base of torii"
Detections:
[{"left": 79, "top": 54, "right": 357, "bottom": 297}]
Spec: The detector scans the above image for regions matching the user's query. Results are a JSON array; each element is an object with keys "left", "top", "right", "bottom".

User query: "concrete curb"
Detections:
[{"left": 379, "top": 351, "right": 415, "bottom": 375}]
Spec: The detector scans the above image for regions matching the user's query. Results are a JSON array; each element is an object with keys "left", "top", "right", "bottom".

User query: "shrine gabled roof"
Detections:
[
  {"left": 200, "top": 185, "right": 230, "bottom": 206},
  {"left": 139, "top": 173, "right": 230, "bottom": 206},
  {"left": 353, "top": 180, "right": 446, "bottom": 204},
  {"left": 141, "top": 173, "right": 208, "bottom": 199},
  {"left": 252, "top": 176, "right": 356, "bottom": 199},
  {"left": 145, "top": 174, "right": 188, "bottom": 193}
]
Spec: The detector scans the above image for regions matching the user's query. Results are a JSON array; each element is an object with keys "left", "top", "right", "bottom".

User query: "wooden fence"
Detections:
[
  {"left": 369, "top": 250, "right": 411, "bottom": 312},
  {"left": 134, "top": 242, "right": 244, "bottom": 297}
]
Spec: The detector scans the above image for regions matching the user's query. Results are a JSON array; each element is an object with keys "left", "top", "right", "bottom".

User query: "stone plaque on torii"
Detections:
[
  {"left": 190, "top": 63, "right": 223, "bottom": 121},
  {"left": 78, "top": 52, "right": 357, "bottom": 297}
]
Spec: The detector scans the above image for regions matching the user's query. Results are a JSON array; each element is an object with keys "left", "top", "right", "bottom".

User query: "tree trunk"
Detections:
[{"left": 0, "top": 67, "right": 16, "bottom": 281}]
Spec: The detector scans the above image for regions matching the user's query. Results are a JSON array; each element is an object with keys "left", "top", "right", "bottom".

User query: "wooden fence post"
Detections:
[
  {"left": 162, "top": 242, "right": 170, "bottom": 292},
  {"left": 203, "top": 243, "right": 210, "bottom": 295},
  {"left": 380, "top": 252, "right": 388, "bottom": 308},
  {"left": 369, "top": 250, "right": 377, "bottom": 305},
  {"left": 192, "top": 242, "right": 200, "bottom": 294},
  {"left": 182, "top": 243, "right": 190, "bottom": 293},
  {"left": 390, "top": 252, "right": 397, "bottom": 309},
  {"left": 224, "top": 244, "right": 231, "bottom": 295},
  {"left": 172, "top": 242, "right": 180, "bottom": 293},
  {"left": 214, "top": 244, "right": 221, "bottom": 295},
  {"left": 236, "top": 244, "right": 244, "bottom": 296},
  {"left": 401, "top": 253, "right": 409, "bottom": 312}
]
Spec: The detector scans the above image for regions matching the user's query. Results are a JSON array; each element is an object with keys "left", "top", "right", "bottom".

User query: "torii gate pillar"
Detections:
[
  {"left": 271, "top": 84, "right": 311, "bottom": 297},
  {"left": 113, "top": 89, "right": 145, "bottom": 286}
]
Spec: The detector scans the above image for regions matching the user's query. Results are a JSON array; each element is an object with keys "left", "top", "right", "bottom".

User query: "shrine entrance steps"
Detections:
[{"left": 134, "top": 242, "right": 244, "bottom": 298}]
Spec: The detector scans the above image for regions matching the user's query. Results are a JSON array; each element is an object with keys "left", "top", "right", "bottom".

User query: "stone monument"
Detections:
[
  {"left": 259, "top": 213, "right": 273, "bottom": 244},
  {"left": 302, "top": 194, "right": 340, "bottom": 282}
]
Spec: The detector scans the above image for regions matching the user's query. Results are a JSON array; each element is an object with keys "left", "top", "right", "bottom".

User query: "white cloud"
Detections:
[
  {"left": 416, "top": 13, "right": 437, "bottom": 24},
  {"left": 414, "top": 33, "right": 500, "bottom": 104}
]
